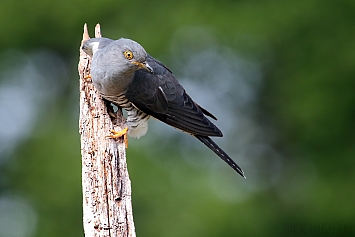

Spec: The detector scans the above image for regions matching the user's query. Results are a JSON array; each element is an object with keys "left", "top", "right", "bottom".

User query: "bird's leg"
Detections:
[
  {"left": 104, "top": 99, "right": 117, "bottom": 118},
  {"left": 103, "top": 99, "right": 128, "bottom": 147},
  {"left": 106, "top": 127, "right": 129, "bottom": 148}
]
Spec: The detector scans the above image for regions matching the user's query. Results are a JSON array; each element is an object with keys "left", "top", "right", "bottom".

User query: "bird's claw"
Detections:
[
  {"left": 106, "top": 127, "right": 129, "bottom": 148},
  {"left": 83, "top": 74, "right": 92, "bottom": 81}
]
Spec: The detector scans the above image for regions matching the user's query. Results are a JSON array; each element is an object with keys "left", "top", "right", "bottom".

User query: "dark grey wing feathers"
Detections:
[
  {"left": 126, "top": 55, "right": 222, "bottom": 137},
  {"left": 195, "top": 103, "right": 218, "bottom": 120},
  {"left": 154, "top": 86, "right": 168, "bottom": 113}
]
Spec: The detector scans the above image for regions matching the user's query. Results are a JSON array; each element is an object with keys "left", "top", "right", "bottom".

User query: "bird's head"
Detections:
[
  {"left": 112, "top": 38, "right": 153, "bottom": 74},
  {"left": 82, "top": 37, "right": 153, "bottom": 74}
]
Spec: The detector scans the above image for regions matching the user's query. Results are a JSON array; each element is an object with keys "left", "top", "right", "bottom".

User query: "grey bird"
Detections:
[{"left": 82, "top": 37, "right": 245, "bottom": 178}]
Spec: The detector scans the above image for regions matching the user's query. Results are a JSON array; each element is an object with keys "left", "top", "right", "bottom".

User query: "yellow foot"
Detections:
[
  {"left": 106, "top": 127, "right": 129, "bottom": 148},
  {"left": 83, "top": 74, "right": 92, "bottom": 81}
]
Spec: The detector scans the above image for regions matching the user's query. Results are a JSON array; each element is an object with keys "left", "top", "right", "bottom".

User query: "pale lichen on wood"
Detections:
[{"left": 78, "top": 23, "right": 136, "bottom": 237}]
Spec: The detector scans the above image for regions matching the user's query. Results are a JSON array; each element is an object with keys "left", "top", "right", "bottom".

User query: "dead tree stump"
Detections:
[{"left": 78, "top": 23, "right": 136, "bottom": 237}]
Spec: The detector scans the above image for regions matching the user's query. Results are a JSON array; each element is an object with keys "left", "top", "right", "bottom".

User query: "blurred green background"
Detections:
[{"left": 1, "top": 0, "right": 354, "bottom": 236}]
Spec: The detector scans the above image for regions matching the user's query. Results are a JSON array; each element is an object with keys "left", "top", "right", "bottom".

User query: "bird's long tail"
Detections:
[{"left": 195, "top": 135, "right": 245, "bottom": 178}]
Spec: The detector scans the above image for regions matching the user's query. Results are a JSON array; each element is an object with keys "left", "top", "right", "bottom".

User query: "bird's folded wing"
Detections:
[{"left": 125, "top": 55, "right": 222, "bottom": 137}]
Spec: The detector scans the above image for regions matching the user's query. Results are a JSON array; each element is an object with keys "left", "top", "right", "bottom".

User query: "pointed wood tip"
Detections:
[
  {"left": 81, "top": 23, "right": 90, "bottom": 46},
  {"left": 95, "top": 23, "right": 102, "bottom": 38}
]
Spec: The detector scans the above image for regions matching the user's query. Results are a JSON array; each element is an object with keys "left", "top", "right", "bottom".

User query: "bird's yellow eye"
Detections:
[{"left": 124, "top": 50, "right": 134, "bottom": 60}]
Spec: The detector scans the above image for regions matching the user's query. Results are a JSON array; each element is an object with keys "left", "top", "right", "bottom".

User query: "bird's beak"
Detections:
[{"left": 132, "top": 61, "right": 154, "bottom": 74}]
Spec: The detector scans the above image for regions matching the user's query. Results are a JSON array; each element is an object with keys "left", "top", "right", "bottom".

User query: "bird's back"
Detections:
[{"left": 126, "top": 55, "right": 223, "bottom": 137}]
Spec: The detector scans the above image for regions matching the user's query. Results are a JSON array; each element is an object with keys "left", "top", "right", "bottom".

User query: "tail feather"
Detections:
[{"left": 195, "top": 135, "right": 245, "bottom": 178}]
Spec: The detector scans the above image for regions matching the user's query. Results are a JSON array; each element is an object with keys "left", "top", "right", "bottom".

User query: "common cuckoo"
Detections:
[{"left": 82, "top": 37, "right": 245, "bottom": 178}]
